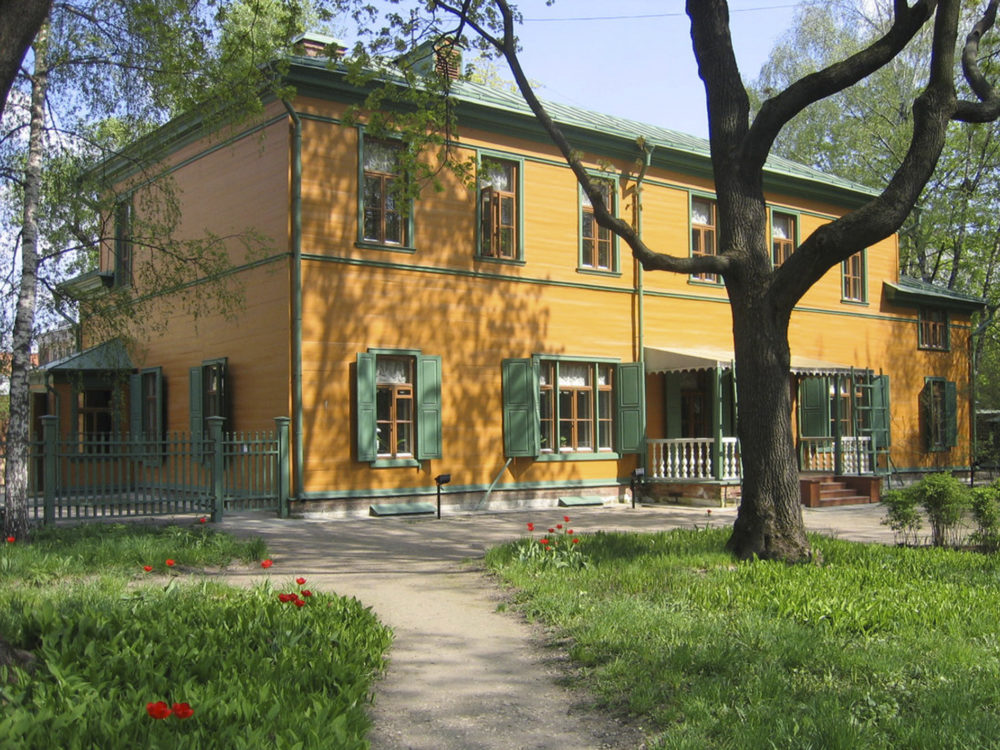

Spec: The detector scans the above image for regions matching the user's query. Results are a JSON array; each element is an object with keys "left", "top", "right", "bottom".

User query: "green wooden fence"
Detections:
[{"left": 2, "top": 416, "right": 289, "bottom": 524}]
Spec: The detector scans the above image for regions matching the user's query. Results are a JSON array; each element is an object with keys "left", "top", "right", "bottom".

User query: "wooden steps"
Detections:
[{"left": 800, "top": 475, "right": 880, "bottom": 508}]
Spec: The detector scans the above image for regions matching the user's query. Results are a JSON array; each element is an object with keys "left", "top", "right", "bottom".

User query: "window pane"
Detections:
[
  {"left": 365, "top": 141, "right": 399, "bottom": 172},
  {"left": 376, "top": 358, "right": 409, "bottom": 384},
  {"left": 559, "top": 363, "right": 590, "bottom": 387},
  {"left": 692, "top": 198, "right": 713, "bottom": 226}
]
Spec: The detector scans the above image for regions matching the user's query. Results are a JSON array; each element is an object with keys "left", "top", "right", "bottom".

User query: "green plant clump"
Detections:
[
  {"left": 0, "top": 524, "right": 391, "bottom": 749},
  {"left": 970, "top": 480, "right": 1000, "bottom": 551},
  {"left": 487, "top": 527, "right": 1000, "bottom": 749},
  {"left": 880, "top": 487, "right": 922, "bottom": 546}
]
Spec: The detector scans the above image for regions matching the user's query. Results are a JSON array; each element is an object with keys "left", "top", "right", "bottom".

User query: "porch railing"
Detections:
[
  {"left": 799, "top": 436, "right": 872, "bottom": 473},
  {"left": 648, "top": 437, "right": 741, "bottom": 481}
]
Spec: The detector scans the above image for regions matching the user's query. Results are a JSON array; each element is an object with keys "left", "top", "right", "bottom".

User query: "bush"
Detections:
[
  {"left": 970, "top": 480, "right": 1000, "bottom": 551},
  {"left": 908, "top": 473, "right": 970, "bottom": 547},
  {"left": 881, "top": 487, "right": 922, "bottom": 546}
]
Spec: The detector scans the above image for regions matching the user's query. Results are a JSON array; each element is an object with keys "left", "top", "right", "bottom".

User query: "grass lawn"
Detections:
[
  {"left": 0, "top": 522, "right": 392, "bottom": 749},
  {"left": 487, "top": 524, "right": 1000, "bottom": 749}
]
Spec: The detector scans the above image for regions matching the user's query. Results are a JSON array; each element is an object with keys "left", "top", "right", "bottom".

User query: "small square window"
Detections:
[
  {"left": 919, "top": 308, "right": 949, "bottom": 350},
  {"left": 691, "top": 197, "right": 718, "bottom": 283},
  {"left": 771, "top": 212, "right": 796, "bottom": 267}
]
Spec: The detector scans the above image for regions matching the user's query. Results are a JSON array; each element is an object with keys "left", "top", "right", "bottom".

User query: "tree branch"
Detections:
[{"left": 955, "top": 0, "right": 1000, "bottom": 121}]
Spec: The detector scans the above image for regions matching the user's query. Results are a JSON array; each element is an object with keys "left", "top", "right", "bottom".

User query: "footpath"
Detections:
[{"left": 217, "top": 503, "right": 892, "bottom": 750}]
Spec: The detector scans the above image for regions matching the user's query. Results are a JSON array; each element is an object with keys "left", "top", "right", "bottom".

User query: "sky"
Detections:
[{"left": 505, "top": 1, "right": 802, "bottom": 139}]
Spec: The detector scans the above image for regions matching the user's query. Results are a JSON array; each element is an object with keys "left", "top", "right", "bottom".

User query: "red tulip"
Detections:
[
  {"left": 296, "top": 577, "right": 306, "bottom": 585},
  {"left": 143, "top": 565, "right": 153, "bottom": 572},
  {"left": 563, "top": 516, "right": 570, "bottom": 523},
  {"left": 526, "top": 522, "right": 534, "bottom": 531},
  {"left": 278, "top": 593, "right": 296, "bottom": 603},
  {"left": 165, "top": 559, "right": 175, "bottom": 567},
  {"left": 146, "top": 701, "right": 172, "bottom": 719},
  {"left": 5, "top": 536, "right": 14, "bottom": 544},
  {"left": 572, "top": 538, "right": 580, "bottom": 544},
  {"left": 172, "top": 702, "right": 194, "bottom": 719},
  {"left": 199, "top": 517, "right": 207, "bottom": 524},
  {"left": 294, "top": 598, "right": 306, "bottom": 608},
  {"left": 301, "top": 589, "right": 312, "bottom": 597},
  {"left": 260, "top": 559, "right": 273, "bottom": 569},
  {"left": 539, "top": 538, "right": 549, "bottom": 545}
]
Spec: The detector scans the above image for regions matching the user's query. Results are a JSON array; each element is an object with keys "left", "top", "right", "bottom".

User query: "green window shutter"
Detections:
[
  {"left": 416, "top": 354, "right": 443, "bottom": 460},
  {"left": 870, "top": 374, "right": 891, "bottom": 450},
  {"left": 945, "top": 380, "right": 958, "bottom": 448},
  {"left": 356, "top": 352, "right": 377, "bottom": 462},
  {"left": 130, "top": 374, "right": 142, "bottom": 441},
  {"left": 615, "top": 362, "right": 645, "bottom": 454},
  {"left": 217, "top": 357, "right": 230, "bottom": 428},
  {"left": 798, "top": 377, "right": 830, "bottom": 437},
  {"left": 920, "top": 379, "right": 933, "bottom": 450},
  {"left": 502, "top": 358, "right": 539, "bottom": 457},
  {"left": 190, "top": 366, "right": 204, "bottom": 460}
]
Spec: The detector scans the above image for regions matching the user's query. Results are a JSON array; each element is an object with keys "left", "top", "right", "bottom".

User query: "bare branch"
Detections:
[{"left": 955, "top": 0, "right": 1000, "bottom": 121}]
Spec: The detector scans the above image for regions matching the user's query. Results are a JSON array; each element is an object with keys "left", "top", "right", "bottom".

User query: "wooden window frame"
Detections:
[
  {"left": 357, "top": 132, "right": 414, "bottom": 252},
  {"left": 375, "top": 355, "right": 415, "bottom": 459},
  {"left": 919, "top": 308, "right": 950, "bottom": 351},
  {"left": 922, "top": 377, "right": 957, "bottom": 451},
  {"left": 842, "top": 251, "right": 867, "bottom": 303},
  {"left": 771, "top": 211, "right": 797, "bottom": 267},
  {"left": 580, "top": 180, "right": 617, "bottom": 273},
  {"left": 539, "top": 359, "right": 613, "bottom": 455},
  {"left": 690, "top": 195, "right": 719, "bottom": 283},
  {"left": 478, "top": 155, "right": 522, "bottom": 261}
]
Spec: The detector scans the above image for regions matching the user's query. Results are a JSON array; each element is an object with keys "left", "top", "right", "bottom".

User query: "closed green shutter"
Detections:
[
  {"left": 945, "top": 380, "right": 958, "bottom": 448},
  {"left": 356, "top": 352, "right": 377, "bottom": 462},
  {"left": 615, "top": 362, "right": 645, "bottom": 454},
  {"left": 189, "top": 366, "right": 204, "bottom": 460},
  {"left": 870, "top": 374, "right": 891, "bottom": 450},
  {"left": 798, "top": 377, "right": 830, "bottom": 437},
  {"left": 502, "top": 358, "right": 539, "bottom": 457},
  {"left": 130, "top": 374, "right": 142, "bottom": 441},
  {"left": 416, "top": 355, "right": 442, "bottom": 460}
]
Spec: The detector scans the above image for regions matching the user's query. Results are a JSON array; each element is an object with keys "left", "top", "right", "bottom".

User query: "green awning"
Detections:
[
  {"left": 37, "top": 339, "right": 133, "bottom": 372},
  {"left": 883, "top": 276, "right": 986, "bottom": 313}
]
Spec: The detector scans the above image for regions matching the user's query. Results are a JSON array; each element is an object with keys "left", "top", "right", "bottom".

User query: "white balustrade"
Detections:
[{"left": 647, "top": 438, "right": 741, "bottom": 481}]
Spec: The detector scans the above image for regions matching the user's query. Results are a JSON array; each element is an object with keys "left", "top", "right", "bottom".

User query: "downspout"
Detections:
[
  {"left": 634, "top": 144, "right": 653, "bottom": 476},
  {"left": 283, "top": 100, "right": 303, "bottom": 501}
]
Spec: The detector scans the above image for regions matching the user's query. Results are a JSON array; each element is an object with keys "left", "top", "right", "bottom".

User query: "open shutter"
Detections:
[
  {"left": 615, "top": 362, "right": 645, "bottom": 454},
  {"left": 480, "top": 187, "right": 496, "bottom": 256},
  {"left": 798, "top": 377, "right": 830, "bottom": 437},
  {"left": 945, "top": 380, "right": 958, "bottom": 448},
  {"left": 920, "top": 379, "right": 933, "bottom": 450},
  {"left": 502, "top": 358, "right": 539, "bottom": 457},
  {"left": 356, "top": 352, "right": 377, "bottom": 462},
  {"left": 416, "top": 355, "right": 442, "bottom": 460},
  {"left": 870, "top": 374, "right": 891, "bottom": 450}
]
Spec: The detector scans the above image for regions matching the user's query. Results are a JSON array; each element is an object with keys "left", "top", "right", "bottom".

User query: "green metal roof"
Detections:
[
  {"left": 883, "top": 275, "right": 986, "bottom": 313},
  {"left": 37, "top": 338, "right": 133, "bottom": 372},
  {"left": 285, "top": 55, "right": 879, "bottom": 208}
]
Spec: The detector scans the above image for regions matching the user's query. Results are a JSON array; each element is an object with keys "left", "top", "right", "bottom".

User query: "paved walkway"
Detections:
[{"left": 216, "top": 503, "right": 893, "bottom": 750}]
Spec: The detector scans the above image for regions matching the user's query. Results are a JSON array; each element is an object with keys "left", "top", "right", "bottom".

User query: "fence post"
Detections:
[
  {"left": 274, "top": 417, "right": 290, "bottom": 518},
  {"left": 208, "top": 417, "right": 225, "bottom": 522},
  {"left": 42, "top": 415, "right": 57, "bottom": 526}
]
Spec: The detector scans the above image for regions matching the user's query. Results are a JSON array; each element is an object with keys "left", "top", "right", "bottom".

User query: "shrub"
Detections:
[
  {"left": 881, "top": 487, "right": 922, "bottom": 546},
  {"left": 970, "top": 481, "right": 1000, "bottom": 551},
  {"left": 908, "top": 472, "right": 969, "bottom": 547}
]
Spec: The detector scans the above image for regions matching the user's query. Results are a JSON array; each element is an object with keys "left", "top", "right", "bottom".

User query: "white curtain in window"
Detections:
[
  {"left": 691, "top": 199, "right": 712, "bottom": 226},
  {"left": 558, "top": 363, "right": 590, "bottom": 387},
  {"left": 365, "top": 141, "right": 398, "bottom": 173},
  {"left": 376, "top": 357, "right": 409, "bottom": 384}
]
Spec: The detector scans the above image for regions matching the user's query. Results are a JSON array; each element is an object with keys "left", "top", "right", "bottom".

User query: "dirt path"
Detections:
[{"left": 216, "top": 503, "right": 892, "bottom": 750}]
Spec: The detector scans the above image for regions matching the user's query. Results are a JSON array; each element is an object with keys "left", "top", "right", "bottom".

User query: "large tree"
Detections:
[{"left": 340, "top": 0, "right": 1000, "bottom": 561}]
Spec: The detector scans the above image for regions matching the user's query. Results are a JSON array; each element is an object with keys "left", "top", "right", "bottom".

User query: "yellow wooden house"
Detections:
[{"left": 52, "top": 35, "right": 983, "bottom": 516}]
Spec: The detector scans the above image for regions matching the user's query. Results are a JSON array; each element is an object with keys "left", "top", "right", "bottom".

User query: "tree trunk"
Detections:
[
  {"left": 4, "top": 23, "right": 47, "bottom": 542},
  {"left": 724, "top": 242, "right": 811, "bottom": 562},
  {"left": 0, "top": 0, "right": 50, "bottom": 119}
]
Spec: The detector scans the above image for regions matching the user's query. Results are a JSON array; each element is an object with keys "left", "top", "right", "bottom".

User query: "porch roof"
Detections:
[
  {"left": 643, "top": 346, "right": 850, "bottom": 375},
  {"left": 36, "top": 339, "right": 133, "bottom": 373}
]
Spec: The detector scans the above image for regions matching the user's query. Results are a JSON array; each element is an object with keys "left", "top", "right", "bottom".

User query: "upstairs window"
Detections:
[
  {"left": 479, "top": 157, "right": 519, "bottom": 260},
  {"left": 691, "top": 196, "right": 718, "bottom": 283},
  {"left": 362, "top": 139, "right": 408, "bottom": 247},
  {"left": 771, "top": 212, "right": 796, "bottom": 267},
  {"left": 842, "top": 251, "right": 866, "bottom": 302},
  {"left": 580, "top": 180, "right": 615, "bottom": 272},
  {"left": 919, "top": 308, "right": 950, "bottom": 350}
]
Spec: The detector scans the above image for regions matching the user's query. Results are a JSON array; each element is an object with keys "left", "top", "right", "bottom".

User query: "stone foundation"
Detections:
[{"left": 639, "top": 481, "right": 741, "bottom": 508}]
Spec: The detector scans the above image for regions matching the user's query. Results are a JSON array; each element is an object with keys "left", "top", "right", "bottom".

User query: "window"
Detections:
[
  {"left": 131, "top": 367, "right": 164, "bottom": 465},
  {"left": 479, "top": 157, "right": 519, "bottom": 260},
  {"left": 679, "top": 371, "right": 711, "bottom": 438},
  {"left": 581, "top": 180, "right": 615, "bottom": 272},
  {"left": 502, "top": 357, "right": 644, "bottom": 458},
  {"left": 189, "top": 358, "right": 228, "bottom": 440},
  {"left": 361, "top": 138, "right": 408, "bottom": 247},
  {"left": 771, "top": 212, "right": 796, "bottom": 267},
  {"left": 691, "top": 196, "right": 718, "bottom": 282},
  {"left": 919, "top": 308, "right": 950, "bottom": 350},
  {"left": 78, "top": 388, "right": 113, "bottom": 439},
  {"left": 356, "top": 350, "right": 442, "bottom": 464},
  {"left": 922, "top": 377, "right": 957, "bottom": 451},
  {"left": 114, "top": 200, "right": 132, "bottom": 288},
  {"left": 842, "top": 251, "right": 866, "bottom": 302}
]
